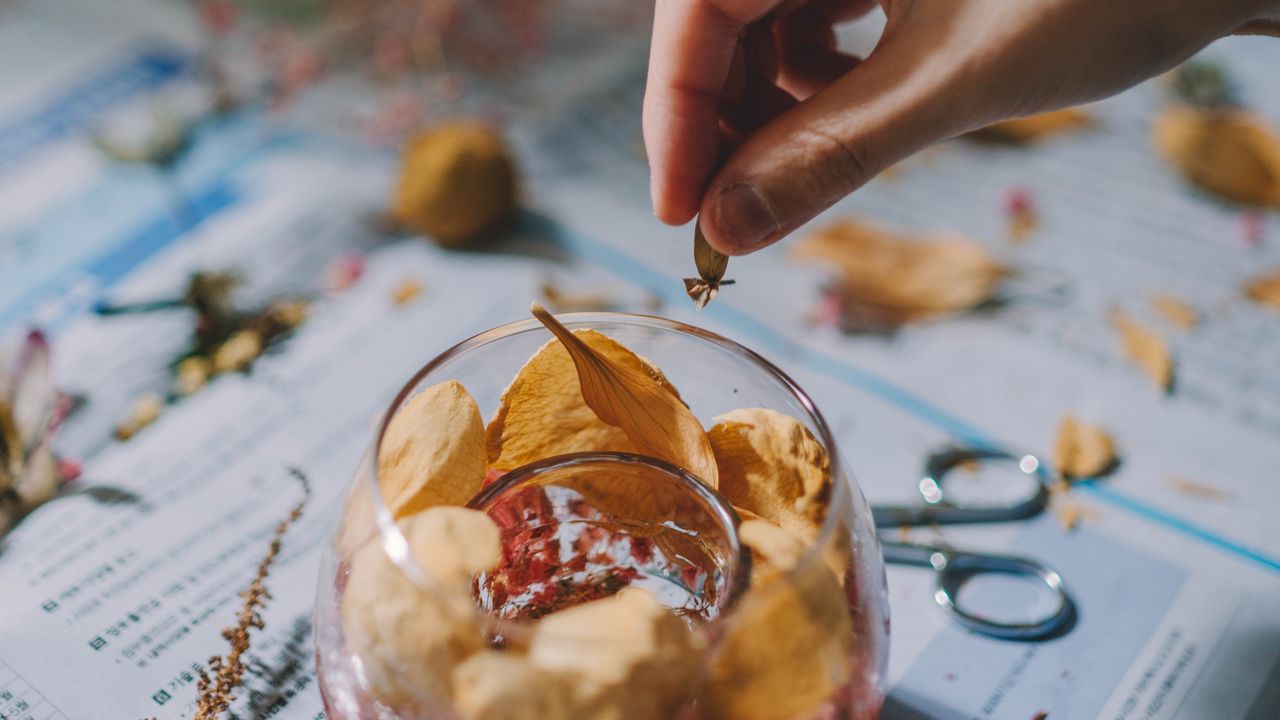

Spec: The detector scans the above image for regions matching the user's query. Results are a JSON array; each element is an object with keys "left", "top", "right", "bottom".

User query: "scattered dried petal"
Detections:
[
  {"left": 1152, "top": 106, "right": 1280, "bottom": 208},
  {"left": 1002, "top": 187, "right": 1038, "bottom": 243},
  {"left": 708, "top": 408, "right": 830, "bottom": 542},
  {"left": 1244, "top": 268, "right": 1280, "bottom": 310},
  {"left": 524, "top": 304, "right": 719, "bottom": 486},
  {"left": 794, "top": 219, "right": 1008, "bottom": 331},
  {"left": 1053, "top": 415, "right": 1117, "bottom": 480},
  {"left": 1167, "top": 475, "right": 1232, "bottom": 501},
  {"left": 211, "top": 329, "right": 263, "bottom": 373},
  {"left": 342, "top": 507, "right": 500, "bottom": 708},
  {"left": 379, "top": 380, "right": 488, "bottom": 517},
  {"left": 391, "top": 121, "right": 518, "bottom": 247},
  {"left": 115, "top": 392, "right": 165, "bottom": 441},
  {"left": 392, "top": 277, "right": 425, "bottom": 306},
  {"left": 529, "top": 587, "right": 705, "bottom": 720},
  {"left": 539, "top": 280, "right": 617, "bottom": 313},
  {"left": 1110, "top": 309, "right": 1174, "bottom": 390},
  {"left": 325, "top": 252, "right": 366, "bottom": 292},
  {"left": 1149, "top": 294, "right": 1198, "bottom": 330},
  {"left": 969, "top": 108, "right": 1092, "bottom": 144},
  {"left": 176, "top": 356, "right": 212, "bottom": 396}
]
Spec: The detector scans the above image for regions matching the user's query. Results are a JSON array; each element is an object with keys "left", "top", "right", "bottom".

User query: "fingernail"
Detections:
[{"left": 713, "top": 182, "right": 778, "bottom": 251}]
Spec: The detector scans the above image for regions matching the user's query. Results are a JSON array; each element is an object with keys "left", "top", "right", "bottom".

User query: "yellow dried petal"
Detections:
[
  {"left": 341, "top": 507, "right": 500, "bottom": 708},
  {"left": 391, "top": 277, "right": 425, "bottom": 306},
  {"left": 486, "top": 330, "right": 678, "bottom": 470},
  {"left": 1166, "top": 475, "right": 1231, "bottom": 501},
  {"left": 1053, "top": 415, "right": 1117, "bottom": 479},
  {"left": 211, "top": 329, "right": 263, "bottom": 373},
  {"left": 453, "top": 651, "right": 579, "bottom": 720},
  {"left": 1152, "top": 107, "right": 1280, "bottom": 208},
  {"left": 700, "top": 550, "right": 852, "bottom": 720},
  {"left": 379, "top": 380, "right": 487, "bottom": 518},
  {"left": 970, "top": 108, "right": 1092, "bottom": 144},
  {"left": 1244, "top": 268, "right": 1280, "bottom": 310},
  {"left": 1110, "top": 309, "right": 1174, "bottom": 391},
  {"left": 1149, "top": 294, "right": 1198, "bottom": 330},
  {"left": 738, "top": 519, "right": 806, "bottom": 587},
  {"left": 114, "top": 392, "right": 164, "bottom": 441},
  {"left": 529, "top": 587, "right": 705, "bottom": 720},
  {"left": 795, "top": 219, "right": 1007, "bottom": 329},
  {"left": 709, "top": 408, "right": 830, "bottom": 542},
  {"left": 175, "top": 356, "right": 211, "bottom": 396},
  {"left": 391, "top": 121, "right": 517, "bottom": 247}
]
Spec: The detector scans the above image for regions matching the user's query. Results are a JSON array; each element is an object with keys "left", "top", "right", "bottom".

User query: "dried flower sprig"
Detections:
[{"left": 193, "top": 468, "right": 310, "bottom": 719}]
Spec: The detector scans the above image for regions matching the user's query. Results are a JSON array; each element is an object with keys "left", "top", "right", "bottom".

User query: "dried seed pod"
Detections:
[
  {"left": 700, "top": 526, "right": 852, "bottom": 720},
  {"left": 794, "top": 219, "right": 1008, "bottom": 331},
  {"left": 684, "top": 221, "right": 733, "bottom": 310},
  {"left": 1152, "top": 106, "right": 1280, "bottom": 208},
  {"left": 391, "top": 121, "right": 518, "bottom": 248},
  {"left": 341, "top": 507, "right": 500, "bottom": 709},
  {"left": 969, "top": 108, "right": 1092, "bottom": 144},
  {"left": 708, "top": 408, "right": 831, "bottom": 542},
  {"left": 1053, "top": 415, "right": 1117, "bottom": 480},
  {"left": 528, "top": 587, "right": 706, "bottom": 720},
  {"left": 453, "top": 651, "right": 578, "bottom": 720},
  {"left": 379, "top": 380, "right": 488, "bottom": 517},
  {"left": 1110, "top": 309, "right": 1174, "bottom": 391},
  {"left": 1244, "top": 268, "right": 1280, "bottom": 310}
]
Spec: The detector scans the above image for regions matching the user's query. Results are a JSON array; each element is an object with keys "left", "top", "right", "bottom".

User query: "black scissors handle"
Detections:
[{"left": 872, "top": 447, "right": 1050, "bottom": 528}]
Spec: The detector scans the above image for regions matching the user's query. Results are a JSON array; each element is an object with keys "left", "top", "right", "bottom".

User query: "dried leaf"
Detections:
[
  {"left": 700, "top": 534, "right": 852, "bottom": 720},
  {"left": 528, "top": 587, "right": 705, "bottom": 720},
  {"left": 794, "top": 219, "right": 1008, "bottom": 330},
  {"left": 527, "top": 304, "right": 719, "bottom": 486},
  {"left": 379, "top": 380, "right": 488, "bottom": 518},
  {"left": 969, "top": 108, "right": 1092, "bottom": 144},
  {"left": 1149, "top": 294, "right": 1198, "bottom": 330},
  {"left": 1110, "top": 309, "right": 1174, "bottom": 391},
  {"left": 486, "top": 332, "right": 680, "bottom": 470},
  {"left": 342, "top": 507, "right": 500, "bottom": 708},
  {"left": 1053, "top": 415, "right": 1117, "bottom": 480},
  {"left": 453, "top": 651, "right": 579, "bottom": 720},
  {"left": 1152, "top": 106, "right": 1280, "bottom": 208},
  {"left": 708, "top": 408, "right": 830, "bottom": 542},
  {"left": 684, "top": 221, "right": 733, "bottom": 310},
  {"left": 1244, "top": 268, "right": 1280, "bottom": 309}
]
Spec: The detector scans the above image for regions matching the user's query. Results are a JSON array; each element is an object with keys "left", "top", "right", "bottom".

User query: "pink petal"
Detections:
[{"left": 12, "top": 330, "right": 56, "bottom": 452}]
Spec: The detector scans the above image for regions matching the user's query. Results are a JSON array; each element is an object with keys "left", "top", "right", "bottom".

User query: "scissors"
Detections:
[{"left": 872, "top": 446, "right": 1075, "bottom": 641}]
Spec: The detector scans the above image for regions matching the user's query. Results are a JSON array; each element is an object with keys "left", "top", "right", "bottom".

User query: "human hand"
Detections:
[{"left": 643, "top": 0, "right": 1280, "bottom": 255}]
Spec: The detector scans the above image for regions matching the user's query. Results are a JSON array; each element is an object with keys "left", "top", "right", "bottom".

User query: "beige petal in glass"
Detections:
[
  {"left": 708, "top": 408, "right": 830, "bottom": 542},
  {"left": 529, "top": 303, "right": 719, "bottom": 486},
  {"left": 378, "top": 380, "right": 488, "bottom": 518},
  {"left": 453, "top": 651, "right": 579, "bottom": 720},
  {"left": 1110, "top": 309, "right": 1174, "bottom": 391},
  {"left": 1053, "top": 415, "right": 1117, "bottom": 480}
]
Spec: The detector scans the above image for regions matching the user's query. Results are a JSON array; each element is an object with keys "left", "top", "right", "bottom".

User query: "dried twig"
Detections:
[{"left": 193, "top": 468, "right": 310, "bottom": 719}]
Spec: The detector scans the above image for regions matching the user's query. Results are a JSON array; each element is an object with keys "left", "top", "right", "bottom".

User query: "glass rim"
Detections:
[{"left": 364, "top": 310, "right": 853, "bottom": 628}]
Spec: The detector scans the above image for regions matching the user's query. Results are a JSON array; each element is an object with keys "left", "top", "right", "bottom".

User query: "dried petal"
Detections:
[
  {"left": 1244, "top": 268, "right": 1280, "bottom": 310},
  {"left": 708, "top": 408, "right": 830, "bottom": 542},
  {"left": 176, "top": 356, "right": 212, "bottom": 396},
  {"left": 453, "top": 651, "right": 578, "bottom": 720},
  {"left": 211, "top": 329, "right": 263, "bottom": 373},
  {"left": 539, "top": 281, "right": 617, "bottom": 313},
  {"left": 700, "top": 537, "right": 852, "bottom": 720},
  {"left": 486, "top": 332, "right": 680, "bottom": 470},
  {"left": 684, "top": 222, "right": 733, "bottom": 310},
  {"left": 1110, "top": 309, "right": 1174, "bottom": 391},
  {"left": 525, "top": 304, "right": 719, "bottom": 486},
  {"left": 794, "top": 219, "right": 1008, "bottom": 330},
  {"left": 1053, "top": 415, "right": 1117, "bottom": 480},
  {"left": 1152, "top": 107, "right": 1280, "bottom": 208},
  {"left": 738, "top": 519, "right": 806, "bottom": 587},
  {"left": 341, "top": 507, "right": 500, "bottom": 708},
  {"left": 392, "top": 277, "right": 425, "bottom": 306},
  {"left": 379, "top": 380, "right": 487, "bottom": 517},
  {"left": 1149, "top": 294, "right": 1198, "bottom": 330},
  {"left": 11, "top": 331, "right": 54, "bottom": 452},
  {"left": 969, "top": 108, "right": 1092, "bottom": 144},
  {"left": 529, "top": 587, "right": 705, "bottom": 720},
  {"left": 1167, "top": 475, "right": 1231, "bottom": 501},
  {"left": 114, "top": 393, "right": 164, "bottom": 441}
]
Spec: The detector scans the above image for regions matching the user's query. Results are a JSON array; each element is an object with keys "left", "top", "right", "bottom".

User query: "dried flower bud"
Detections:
[
  {"left": 709, "top": 408, "right": 831, "bottom": 542},
  {"left": 528, "top": 587, "right": 706, "bottom": 720},
  {"left": 391, "top": 121, "right": 518, "bottom": 248},
  {"left": 684, "top": 221, "right": 733, "bottom": 310},
  {"left": 341, "top": 507, "right": 500, "bottom": 709},
  {"left": 211, "top": 329, "right": 263, "bottom": 373}
]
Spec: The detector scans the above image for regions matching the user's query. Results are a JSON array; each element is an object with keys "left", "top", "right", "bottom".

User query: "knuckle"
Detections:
[{"left": 791, "top": 125, "right": 873, "bottom": 200}]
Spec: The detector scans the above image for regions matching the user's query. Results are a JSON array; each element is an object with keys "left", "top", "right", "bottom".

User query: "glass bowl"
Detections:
[{"left": 314, "top": 312, "right": 889, "bottom": 720}]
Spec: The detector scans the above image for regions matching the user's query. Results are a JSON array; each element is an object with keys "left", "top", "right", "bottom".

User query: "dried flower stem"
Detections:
[{"left": 193, "top": 468, "right": 310, "bottom": 719}]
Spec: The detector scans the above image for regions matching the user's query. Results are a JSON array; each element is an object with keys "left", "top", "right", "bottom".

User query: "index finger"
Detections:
[{"left": 643, "top": 0, "right": 781, "bottom": 224}]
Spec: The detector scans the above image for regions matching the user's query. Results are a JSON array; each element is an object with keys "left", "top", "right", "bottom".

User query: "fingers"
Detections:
[
  {"left": 699, "top": 34, "right": 972, "bottom": 255},
  {"left": 643, "top": 0, "right": 782, "bottom": 224},
  {"left": 773, "top": 7, "right": 862, "bottom": 99}
]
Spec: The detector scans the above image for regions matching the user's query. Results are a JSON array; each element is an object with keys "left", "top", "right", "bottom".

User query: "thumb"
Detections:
[{"left": 700, "top": 35, "right": 983, "bottom": 255}]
